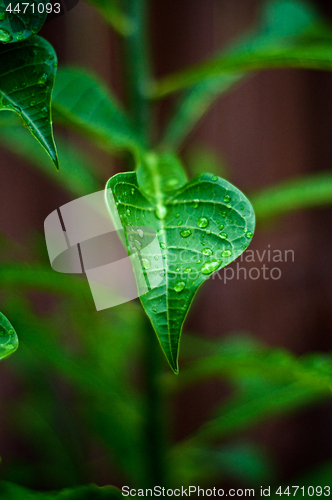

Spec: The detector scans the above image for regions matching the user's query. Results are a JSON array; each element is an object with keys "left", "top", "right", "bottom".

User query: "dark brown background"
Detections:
[{"left": 1, "top": 0, "right": 332, "bottom": 488}]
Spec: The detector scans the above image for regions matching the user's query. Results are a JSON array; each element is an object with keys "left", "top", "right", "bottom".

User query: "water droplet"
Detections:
[
  {"left": 137, "top": 228, "right": 144, "bottom": 238},
  {"left": 246, "top": 231, "right": 253, "bottom": 239},
  {"left": 177, "top": 220, "right": 183, "bottom": 226},
  {"left": 167, "top": 177, "right": 179, "bottom": 188},
  {"left": 201, "top": 260, "right": 220, "bottom": 275},
  {"left": 155, "top": 206, "right": 167, "bottom": 219},
  {"left": 222, "top": 250, "right": 232, "bottom": 257},
  {"left": 142, "top": 258, "right": 151, "bottom": 270},
  {"left": 38, "top": 73, "right": 48, "bottom": 84},
  {"left": 222, "top": 211, "right": 227, "bottom": 218},
  {"left": 17, "top": 34, "right": 23, "bottom": 41},
  {"left": 0, "top": 315, "right": 19, "bottom": 360},
  {"left": 152, "top": 308, "right": 157, "bottom": 313},
  {"left": 48, "top": 54, "right": 54, "bottom": 60},
  {"left": 31, "top": 27, "right": 39, "bottom": 34},
  {"left": 197, "top": 217, "right": 209, "bottom": 228},
  {"left": 223, "top": 195, "right": 231, "bottom": 203},
  {"left": 219, "top": 224, "right": 224, "bottom": 230},
  {"left": 134, "top": 239, "right": 142, "bottom": 250},
  {"left": 184, "top": 268, "right": 192, "bottom": 273},
  {"left": 154, "top": 255, "right": 159, "bottom": 261},
  {"left": 211, "top": 175, "right": 218, "bottom": 181},
  {"left": 159, "top": 271, "right": 165, "bottom": 278},
  {"left": 193, "top": 199, "right": 199, "bottom": 208},
  {"left": 206, "top": 230, "right": 211, "bottom": 235},
  {"left": 53, "top": 62, "right": 58, "bottom": 68},
  {"left": 219, "top": 232, "right": 227, "bottom": 239},
  {"left": 174, "top": 281, "right": 186, "bottom": 293},
  {"left": 29, "top": 100, "right": 36, "bottom": 106},
  {"left": 131, "top": 188, "right": 135, "bottom": 195},
  {"left": 175, "top": 213, "right": 180, "bottom": 218},
  {"left": 160, "top": 242, "right": 166, "bottom": 250},
  {"left": 180, "top": 229, "right": 191, "bottom": 238},
  {"left": 0, "top": 29, "right": 12, "bottom": 42},
  {"left": 202, "top": 248, "right": 213, "bottom": 256},
  {"left": 240, "top": 205, "right": 245, "bottom": 210},
  {"left": 175, "top": 267, "right": 181, "bottom": 272},
  {"left": 126, "top": 209, "right": 131, "bottom": 216}
]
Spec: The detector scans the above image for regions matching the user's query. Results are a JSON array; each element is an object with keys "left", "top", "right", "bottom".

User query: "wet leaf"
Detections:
[
  {"left": 0, "top": 311, "right": 18, "bottom": 360},
  {"left": 0, "top": 0, "right": 47, "bottom": 43},
  {"left": 0, "top": 36, "right": 58, "bottom": 167},
  {"left": 106, "top": 162, "right": 255, "bottom": 373}
]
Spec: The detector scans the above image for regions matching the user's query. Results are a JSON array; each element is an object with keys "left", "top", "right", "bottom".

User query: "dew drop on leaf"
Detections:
[
  {"left": 219, "top": 232, "right": 227, "bottom": 239},
  {"left": 222, "top": 250, "right": 232, "bottom": 257},
  {"left": 202, "top": 248, "right": 213, "bottom": 256},
  {"left": 201, "top": 260, "right": 220, "bottom": 275},
  {"left": 246, "top": 231, "right": 253, "bottom": 239},
  {"left": 155, "top": 206, "right": 167, "bottom": 219},
  {"left": 184, "top": 268, "right": 192, "bottom": 273},
  {"left": 212, "top": 176, "right": 218, "bottom": 181},
  {"left": 142, "top": 258, "right": 151, "bottom": 270},
  {"left": 193, "top": 199, "right": 199, "bottom": 208},
  {"left": 160, "top": 242, "right": 166, "bottom": 250},
  {"left": 180, "top": 229, "right": 191, "bottom": 238},
  {"left": 174, "top": 281, "right": 186, "bottom": 293},
  {"left": 0, "top": 29, "right": 12, "bottom": 42},
  {"left": 137, "top": 228, "right": 144, "bottom": 238},
  {"left": 223, "top": 195, "right": 231, "bottom": 203},
  {"left": 219, "top": 224, "right": 224, "bottom": 230},
  {"left": 177, "top": 220, "right": 183, "bottom": 226},
  {"left": 197, "top": 217, "right": 209, "bottom": 228}
]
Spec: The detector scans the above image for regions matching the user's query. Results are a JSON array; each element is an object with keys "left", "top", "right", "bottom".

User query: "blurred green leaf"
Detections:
[
  {"left": 160, "top": 0, "right": 320, "bottom": 148},
  {"left": 185, "top": 145, "right": 229, "bottom": 179},
  {"left": 52, "top": 68, "right": 142, "bottom": 155},
  {"left": 84, "top": 0, "right": 134, "bottom": 36},
  {"left": 0, "top": 114, "right": 101, "bottom": 196},
  {"left": 252, "top": 171, "right": 332, "bottom": 222},
  {"left": 106, "top": 167, "right": 255, "bottom": 373},
  {"left": 0, "top": 0, "right": 47, "bottom": 43},
  {"left": 0, "top": 482, "right": 122, "bottom": 499},
  {"left": 0, "top": 36, "right": 58, "bottom": 167},
  {"left": 169, "top": 441, "right": 274, "bottom": 488},
  {"left": 152, "top": 40, "right": 332, "bottom": 99}
]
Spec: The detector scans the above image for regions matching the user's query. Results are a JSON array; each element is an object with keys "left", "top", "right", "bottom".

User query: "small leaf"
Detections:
[
  {"left": 0, "top": 0, "right": 47, "bottom": 43},
  {"left": 0, "top": 311, "right": 18, "bottom": 360},
  {"left": 106, "top": 170, "right": 255, "bottom": 373},
  {"left": 52, "top": 68, "right": 142, "bottom": 154},
  {"left": 0, "top": 36, "right": 58, "bottom": 167}
]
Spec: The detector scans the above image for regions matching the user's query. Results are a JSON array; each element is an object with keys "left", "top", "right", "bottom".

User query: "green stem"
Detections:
[
  {"left": 122, "top": 0, "right": 166, "bottom": 487},
  {"left": 123, "top": 0, "right": 152, "bottom": 146}
]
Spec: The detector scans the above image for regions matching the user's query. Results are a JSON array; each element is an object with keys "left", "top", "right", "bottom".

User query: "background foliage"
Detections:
[{"left": 0, "top": 0, "right": 332, "bottom": 497}]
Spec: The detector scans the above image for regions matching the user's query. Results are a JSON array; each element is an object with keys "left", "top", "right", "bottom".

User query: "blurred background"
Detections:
[{"left": 1, "top": 0, "right": 332, "bottom": 494}]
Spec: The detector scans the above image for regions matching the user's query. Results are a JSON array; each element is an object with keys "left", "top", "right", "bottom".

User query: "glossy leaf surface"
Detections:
[
  {"left": 0, "top": 311, "right": 18, "bottom": 360},
  {"left": 106, "top": 168, "right": 255, "bottom": 372},
  {"left": 0, "top": 0, "right": 47, "bottom": 43},
  {"left": 0, "top": 36, "right": 58, "bottom": 167}
]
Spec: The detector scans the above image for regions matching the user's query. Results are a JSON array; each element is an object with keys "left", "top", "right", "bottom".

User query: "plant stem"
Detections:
[
  {"left": 123, "top": 0, "right": 152, "bottom": 146},
  {"left": 122, "top": 0, "right": 166, "bottom": 487}
]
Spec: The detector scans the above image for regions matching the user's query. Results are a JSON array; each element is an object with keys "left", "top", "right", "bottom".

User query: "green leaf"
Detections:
[
  {"left": 251, "top": 171, "right": 332, "bottom": 222},
  {"left": 52, "top": 68, "right": 142, "bottom": 154},
  {"left": 160, "top": 0, "right": 321, "bottom": 148},
  {"left": 152, "top": 40, "right": 332, "bottom": 99},
  {"left": 0, "top": 36, "right": 58, "bottom": 167},
  {"left": 0, "top": 311, "right": 18, "bottom": 360},
  {"left": 83, "top": 0, "right": 134, "bottom": 36},
  {"left": 0, "top": 482, "right": 122, "bottom": 499},
  {"left": 0, "top": 0, "right": 47, "bottom": 43},
  {"left": 106, "top": 167, "right": 255, "bottom": 373}
]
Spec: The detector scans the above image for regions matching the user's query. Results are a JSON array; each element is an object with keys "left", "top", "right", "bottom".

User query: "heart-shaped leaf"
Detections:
[
  {"left": 0, "top": 36, "right": 58, "bottom": 167},
  {"left": 106, "top": 166, "right": 255, "bottom": 373},
  {"left": 0, "top": 311, "right": 18, "bottom": 360},
  {"left": 0, "top": 0, "right": 47, "bottom": 43}
]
